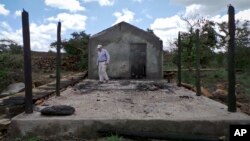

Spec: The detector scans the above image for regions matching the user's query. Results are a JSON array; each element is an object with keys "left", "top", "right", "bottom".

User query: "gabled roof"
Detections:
[{"left": 91, "top": 21, "right": 162, "bottom": 44}]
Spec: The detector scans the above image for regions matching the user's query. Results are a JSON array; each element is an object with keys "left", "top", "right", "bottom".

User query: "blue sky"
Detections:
[{"left": 0, "top": 0, "right": 250, "bottom": 51}]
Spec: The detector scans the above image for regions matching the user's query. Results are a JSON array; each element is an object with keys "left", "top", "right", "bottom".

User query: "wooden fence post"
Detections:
[
  {"left": 195, "top": 29, "right": 201, "bottom": 96},
  {"left": 177, "top": 32, "right": 182, "bottom": 87},
  {"left": 56, "top": 22, "right": 61, "bottom": 96},
  {"left": 22, "top": 10, "right": 33, "bottom": 113},
  {"left": 228, "top": 5, "right": 236, "bottom": 112}
]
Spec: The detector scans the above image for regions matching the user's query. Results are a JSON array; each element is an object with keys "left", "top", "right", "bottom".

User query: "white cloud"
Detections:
[
  {"left": 150, "top": 15, "right": 187, "bottom": 50},
  {"left": 14, "top": 10, "right": 22, "bottom": 17},
  {"left": 184, "top": 4, "right": 204, "bottom": 17},
  {"left": 0, "top": 21, "right": 58, "bottom": 51},
  {"left": 0, "top": 30, "right": 22, "bottom": 45},
  {"left": 0, "top": 22, "right": 23, "bottom": 48},
  {"left": 47, "top": 13, "right": 87, "bottom": 31},
  {"left": 171, "top": 0, "right": 250, "bottom": 16},
  {"left": 113, "top": 9, "right": 135, "bottom": 24},
  {"left": 45, "top": 0, "right": 85, "bottom": 12},
  {"left": 29, "top": 23, "right": 57, "bottom": 51},
  {"left": 0, "top": 4, "right": 10, "bottom": 16},
  {"left": 0, "top": 22, "right": 12, "bottom": 32},
  {"left": 83, "top": 0, "right": 115, "bottom": 6},
  {"left": 206, "top": 8, "right": 250, "bottom": 24},
  {"left": 235, "top": 9, "right": 250, "bottom": 21},
  {"left": 151, "top": 15, "right": 186, "bottom": 30},
  {"left": 1, "top": 12, "right": 88, "bottom": 52}
]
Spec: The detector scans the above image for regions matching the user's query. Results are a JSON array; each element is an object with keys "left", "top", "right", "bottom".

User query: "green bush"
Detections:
[
  {"left": 235, "top": 46, "right": 250, "bottom": 70},
  {"left": 0, "top": 52, "right": 23, "bottom": 69},
  {"left": 106, "top": 135, "right": 123, "bottom": 141},
  {"left": 0, "top": 52, "right": 24, "bottom": 92},
  {"left": 77, "top": 53, "right": 88, "bottom": 70},
  {"left": 0, "top": 69, "right": 11, "bottom": 92},
  {"left": 182, "top": 71, "right": 196, "bottom": 85}
]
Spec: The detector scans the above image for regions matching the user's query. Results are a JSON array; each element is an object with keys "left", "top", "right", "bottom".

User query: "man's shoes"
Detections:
[
  {"left": 105, "top": 80, "right": 109, "bottom": 83},
  {"left": 98, "top": 81, "right": 104, "bottom": 84}
]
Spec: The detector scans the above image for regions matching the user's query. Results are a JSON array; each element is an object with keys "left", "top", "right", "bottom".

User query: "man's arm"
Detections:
[
  {"left": 96, "top": 53, "right": 99, "bottom": 66},
  {"left": 105, "top": 50, "right": 110, "bottom": 63}
]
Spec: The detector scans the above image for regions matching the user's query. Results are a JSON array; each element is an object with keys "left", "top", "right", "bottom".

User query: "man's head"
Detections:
[{"left": 97, "top": 44, "right": 102, "bottom": 51}]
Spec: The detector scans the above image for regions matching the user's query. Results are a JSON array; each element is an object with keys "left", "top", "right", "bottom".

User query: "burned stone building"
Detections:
[{"left": 88, "top": 22, "right": 163, "bottom": 79}]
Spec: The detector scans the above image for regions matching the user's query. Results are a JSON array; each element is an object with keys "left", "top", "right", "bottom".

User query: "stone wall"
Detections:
[{"left": 32, "top": 52, "right": 81, "bottom": 72}]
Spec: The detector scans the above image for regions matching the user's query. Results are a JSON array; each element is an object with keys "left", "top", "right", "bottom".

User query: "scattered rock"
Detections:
[
  {"left": 148, "top": 85, "right": 158, "bottom": 91},
  {"left": 144, "top": 110, "right": 149, "bottom": 114},
  {"left": 118, "top": 98, "right": 134, "bottom": 104},
  {"left": 35, "top": 99, "right": 44, "bottom": 105},
  {"left": 179, "top": 95, "right": 193, "bottom": 99},
  {"left": 236, "top": 102, "right": 244, "bottom": 107},
  {"left": 1, "top": 82, "right": 25, "bottom": 96},
  {"left": 136, "top": 83, "right": 159, "bottom": 91},
  {"left": 136, "top": 82, "right": 170, "bottom": 91},
  {"left": 49, "top": 74, "right": 56, "bottom": 78},
  {"left": 211, "top": 89, "right": 227, "bottom": 102},
  {"left": 213, "top": 89, "right": 227, "bottom": 97},
  {"left": 119, "top": 80, "right": 130, "bottom": 86},
  {"left": 75, "top": 81, "right": 94, "bottom": 90},
  {"left": 41, "top": 105, "right": 75, "bottom": 116},
  {"left": 42, "top": 103, "right": 49, "bottom": 106},
  {"left": 3, "top": 96, "right": 25, "bottom": 106},
  {"left": 201, "top": 87, "right": 213, "bottom": 98},
  {"left": 216, "top": 84, "right": 226, "bottom": 90},
  {"left": 165, "top": 112, "right": 171, "bottom": 115},
  {"left": 33, "top": 80, "right": 47, "bottom": 87},
  {"left": 240, "top": 103, "right": 250, "bottom": 115}
]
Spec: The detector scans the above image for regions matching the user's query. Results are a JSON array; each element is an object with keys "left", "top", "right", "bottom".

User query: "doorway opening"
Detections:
[{"left": 130, "top": 43, "right": 146, "bottom": 79}]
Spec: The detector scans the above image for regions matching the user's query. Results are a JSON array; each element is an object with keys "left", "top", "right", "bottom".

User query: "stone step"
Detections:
[{"left": 0, "top": 118, "right": 10, "bottom": 131}]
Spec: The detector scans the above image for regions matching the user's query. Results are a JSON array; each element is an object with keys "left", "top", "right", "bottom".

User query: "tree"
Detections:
[
  {"left": 51, "top": 31, "right": 90, "bottom": 55},
  {"left": 216, "top": 20, "right": 250, "bottom": 70},
  {"left": 50, "top": 31, "right": 90, "bottom": 70},
  {"left": 172, "top": 17, "right": 218, "bottom": 68},
  {"left": 0, "top": 39, "right": 23, "bottom": 54},
  {"left": 216, "top": 20, "right": 250, "bottom": 48}
]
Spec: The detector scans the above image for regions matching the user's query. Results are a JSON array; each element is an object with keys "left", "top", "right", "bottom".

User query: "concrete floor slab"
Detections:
[{"left": 8, "top": 80, "right": 250, "bottom": 140}]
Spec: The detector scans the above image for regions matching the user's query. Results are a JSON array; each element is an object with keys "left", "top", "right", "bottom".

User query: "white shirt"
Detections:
[{"left": 97, "top": 49, "right": 110, "bottom": 65}]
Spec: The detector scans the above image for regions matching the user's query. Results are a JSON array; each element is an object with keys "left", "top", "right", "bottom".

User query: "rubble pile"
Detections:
[{"left": 136, "top": 82, "right": 170, "bottom": 91}]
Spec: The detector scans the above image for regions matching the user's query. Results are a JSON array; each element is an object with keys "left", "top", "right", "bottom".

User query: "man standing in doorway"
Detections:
[{"left": 97, "top": 44, "right": 110, "bottom": 83}]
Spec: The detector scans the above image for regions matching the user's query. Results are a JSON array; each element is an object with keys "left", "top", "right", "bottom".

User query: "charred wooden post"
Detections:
[
  {"left": 56, "top": 22, "right": 61, "bottom": 96},
  {"left": 195, "top": 29, "right": 201, "bottom": 96},
  {"left": 22, "top": 10, "right": 33, "bottom": 114},
  {"left": 177, "top": 32, "right": 182, "bottom": 87},
  {"left": 228, "top": 5, "right": 236, "bottom": 112}
]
